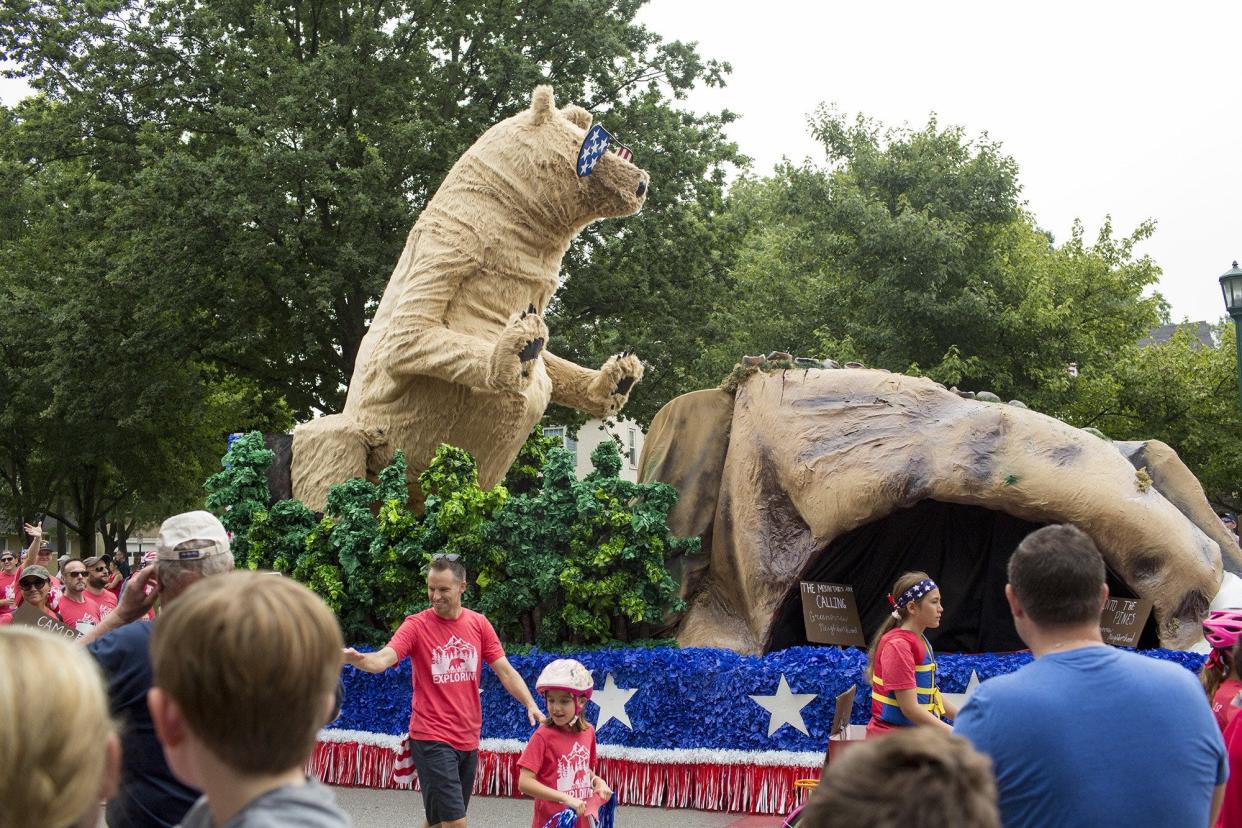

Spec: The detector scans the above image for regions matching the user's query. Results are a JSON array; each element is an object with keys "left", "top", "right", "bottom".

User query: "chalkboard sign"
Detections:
[
  {"left": 800, "top": 581, "right": 866, "bottom": 647},
  {"left": 11, "top": 602, "right": 83, "bottom": 641},
  {"left": 1099, "top": 596, "right": 1153, "bottom": 647}
]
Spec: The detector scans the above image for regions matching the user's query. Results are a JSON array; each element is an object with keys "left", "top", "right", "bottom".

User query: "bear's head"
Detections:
[{"left": 464, "top": 86, "right": 650, "bottom": 237}]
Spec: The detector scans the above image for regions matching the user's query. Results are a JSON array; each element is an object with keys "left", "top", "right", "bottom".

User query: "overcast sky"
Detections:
[
  {"left": 637, "top": 0, "right": 1242, "bottom": 324},
  {"left": 3, "top": 2, "right": 1239, "bottom": 323}
]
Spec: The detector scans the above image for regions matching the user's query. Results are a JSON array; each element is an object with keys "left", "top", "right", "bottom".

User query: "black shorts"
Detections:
[{"left": 409, "top": 738, "right": 478, "bottom": 824}]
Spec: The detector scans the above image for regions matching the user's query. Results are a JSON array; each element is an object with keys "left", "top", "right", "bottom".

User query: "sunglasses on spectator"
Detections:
[
  {"left": 0, "top": 557, "right": 14, "bottom": 563},
  {"left": 91, "top": 565, "right": 108, "bottom": 572},
  {"left": 19, "top": 579, "right": 47, "bottom": 590},
  {"left": 64, "top": 570, "right": 88, "bottom": 578},
  {"left": 431, "top": 553, "right": 461, "bottom": 561}
]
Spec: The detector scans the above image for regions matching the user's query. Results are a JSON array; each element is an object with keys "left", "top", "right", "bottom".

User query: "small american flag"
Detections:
[{"left": 613, "top": 143, "right": 633, "bottom": 162}]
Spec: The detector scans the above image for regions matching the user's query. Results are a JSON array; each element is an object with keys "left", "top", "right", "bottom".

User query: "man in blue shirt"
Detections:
[
  {"left": 955, "top": 524, "right": 1226, "bottom": 827},
  {"left": 81, "top": 510, "right": 235, "bottom": 828}
]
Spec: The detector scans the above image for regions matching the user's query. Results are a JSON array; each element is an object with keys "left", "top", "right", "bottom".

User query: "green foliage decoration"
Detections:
[
  {"left": 204, "top": 432, "right": 274, "bottom": 567},
  {"left": 478, "top": 440, "right": 697, "bottom": 647},
  {"left": 205, "top": 430, "right": 691, "bottom": 648}
]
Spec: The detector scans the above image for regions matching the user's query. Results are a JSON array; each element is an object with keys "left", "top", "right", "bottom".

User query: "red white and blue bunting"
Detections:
[{"left": 311, "top": 645, "right": 1204, "bottom": 814}]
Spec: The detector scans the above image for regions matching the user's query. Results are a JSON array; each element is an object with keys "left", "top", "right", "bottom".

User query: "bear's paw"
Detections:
[
  {"left": 489, "top": 307, "right": 550, "bottom": 393},
  {"left": 588, "top": 351, "right": 645, "bottom": 415}
]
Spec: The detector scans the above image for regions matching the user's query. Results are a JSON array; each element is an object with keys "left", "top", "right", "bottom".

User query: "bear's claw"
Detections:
[{"left": 519, "top": 337, "right": 545, "bottom": 363}]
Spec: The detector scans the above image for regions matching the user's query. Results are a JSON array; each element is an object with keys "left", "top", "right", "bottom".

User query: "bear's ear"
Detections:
[
  {"left": 561, "top": 105, "right": 592, "bottom": 131},
  {"left": 530, "top": 85, "right": 555, "bottom": 124}
]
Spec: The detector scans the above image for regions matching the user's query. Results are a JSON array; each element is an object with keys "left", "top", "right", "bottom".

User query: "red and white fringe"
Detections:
[{"left": 308, "top": 732, "right": 822, "bottom": 815}]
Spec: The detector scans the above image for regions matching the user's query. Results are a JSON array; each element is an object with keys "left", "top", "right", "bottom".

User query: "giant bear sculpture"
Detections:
[
  {"left": 640, "top": 364, "right": 1242, "bottom": 653},
  {"left": 292, "top": 86, "right": 647, "bottom": 510}
]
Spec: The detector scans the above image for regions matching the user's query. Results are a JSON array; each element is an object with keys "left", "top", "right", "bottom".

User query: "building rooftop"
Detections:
[{"left": 1139, "top": 321, "right": 1215, "bottom": 349}]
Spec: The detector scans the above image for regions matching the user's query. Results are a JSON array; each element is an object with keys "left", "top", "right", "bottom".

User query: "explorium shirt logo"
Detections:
[
  {"left": 430, "top": 635, "right": 478, "bottom": 685},
  {"left": 556, "top": 742, "right": 592, "bottom": 797}
]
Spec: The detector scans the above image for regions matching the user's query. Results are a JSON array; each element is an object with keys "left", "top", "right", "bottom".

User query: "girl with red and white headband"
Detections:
[
  {"left": 866, "top": 571, "right": 957, "bottom": 736},
  {"left": 518, "top": 659, "right": 613, "bottom": 827}
]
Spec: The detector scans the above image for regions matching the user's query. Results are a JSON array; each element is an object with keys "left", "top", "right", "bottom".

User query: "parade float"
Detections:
[{"left": 214, "top": 85, "right": 1241, "bottom": 815}]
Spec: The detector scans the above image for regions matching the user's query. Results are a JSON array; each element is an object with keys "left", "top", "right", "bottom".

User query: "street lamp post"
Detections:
[{"left": 1220, "top": 261, "right": 1242, "bottom": 411}]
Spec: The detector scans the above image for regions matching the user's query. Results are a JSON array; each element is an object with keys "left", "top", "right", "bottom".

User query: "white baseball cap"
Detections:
[{"left": 156, "top": 511, "right": 230, "bottom": 562}]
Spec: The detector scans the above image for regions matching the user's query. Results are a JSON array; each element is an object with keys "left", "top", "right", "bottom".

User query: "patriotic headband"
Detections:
[
  {"left": 576, "top": 124, "right": 633, "bottom": 177},
  {"left": 887, "top": 578, "right": 938, "bottom": 615}
]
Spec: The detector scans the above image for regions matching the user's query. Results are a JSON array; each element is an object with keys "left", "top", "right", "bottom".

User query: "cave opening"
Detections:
[{"left": 766, "top": 499, "right": 1160, "bottom": 653}]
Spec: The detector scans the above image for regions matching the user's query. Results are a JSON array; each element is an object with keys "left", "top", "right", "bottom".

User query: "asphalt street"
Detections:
[{"left": 331, "top": 787, "right": 788, "bottom": 827}]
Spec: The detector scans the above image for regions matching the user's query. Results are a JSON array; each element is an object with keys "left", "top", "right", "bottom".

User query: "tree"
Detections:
[
  {"left": 0, "top": 0, "right": 740, "bottom": 422},
  {"left": 0, "top": 107, "right": 292, "bottom": 553},
  {"left": 695, "top": 110, "right": 1166, "bottom": 410},
  {"left": 1058, "top": 323, "right": 1242, "bottom": 512}
]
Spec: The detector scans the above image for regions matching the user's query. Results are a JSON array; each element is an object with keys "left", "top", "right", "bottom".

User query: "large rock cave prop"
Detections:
[{"left": 640, "top": 365, "right": 1242, "bottom": 654}]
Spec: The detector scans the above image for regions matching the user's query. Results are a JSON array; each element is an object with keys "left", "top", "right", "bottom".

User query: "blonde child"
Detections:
[
  {"left": 518, "top": 659, "right": 613, "bottom": 827},
  {"left": 0, "top": 626, "right": 121, "bottom": 828},
  {"left": 866, "top": 571, "right": 957, "bottom": 735}
]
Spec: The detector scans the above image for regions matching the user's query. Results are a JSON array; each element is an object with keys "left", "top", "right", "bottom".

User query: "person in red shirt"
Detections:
[
  {"left": 15, "top": 565, "right": 61, "bottom": 621},
  {"left": 0, "top": 549, "right": 17, "bottom": 622},
  {"left": 344, "top": 556, "right": 545, "bottom": 828},
  {"left": 103, "top": 557, "right": 124, "bottom": 600},
  {"left": 57, "top": 559, "right": 102, "bottom": 633},
  {"left": 866, "top": 571, "right": 956, "bottom": 736},
  {"left": 1202, "top": 611, "right": 1242, "bottom": 732},
  {"left": 17, "top": 524, "right": 61, "bottom": 595},
  {"left": 1218, "top": 710, "right": 1242, "bottom": 827},
  {"left": 83, "top": 556, "right": 119, "bottom": 619},
  {"left": 518, "top": 659, "right": 612, "bottom": 828}
]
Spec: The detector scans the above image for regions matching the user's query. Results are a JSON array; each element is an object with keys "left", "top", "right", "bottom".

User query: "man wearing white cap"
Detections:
[{"left": 82, "top": 510, "right": 235, "bottom": 828}]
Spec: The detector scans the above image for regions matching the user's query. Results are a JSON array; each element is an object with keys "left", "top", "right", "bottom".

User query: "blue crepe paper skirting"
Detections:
[{"left": 331, "top": 646, "right": 1205, "bottom": 753}]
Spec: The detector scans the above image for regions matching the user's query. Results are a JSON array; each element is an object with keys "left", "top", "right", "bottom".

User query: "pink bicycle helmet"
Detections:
[
  {"left": 535, "top": 659, "right": 594, "bottom": 700},
  {"left": 1203, "top": 609, "right": 1242, "bottom": 649}
]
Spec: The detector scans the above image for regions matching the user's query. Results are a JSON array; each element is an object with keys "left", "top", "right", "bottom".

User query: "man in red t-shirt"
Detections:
[
  {"left": 57, "top": 559, "right": 102, "bottom": 633},
  {"left": 345, "top": 557, "right": 545, "bottom": 828},
  {"left": 0, "top": 549, "right": 17, "bottom": 622},
  {"left": 83, "top": 556, "right": 119, "bottom": 619},
  {"left": 17, "top": 524, "right": 61, "bottom": 594}
]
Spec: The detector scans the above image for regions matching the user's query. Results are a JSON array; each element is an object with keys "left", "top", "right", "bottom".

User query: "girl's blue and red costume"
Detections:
[{"left": 867, "top": 628, "right": 947, "bottom": 735}]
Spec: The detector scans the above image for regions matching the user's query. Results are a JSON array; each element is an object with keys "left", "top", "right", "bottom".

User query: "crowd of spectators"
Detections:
[
  {"left": 0, "top": 524, "right": 136, "bottom": 633},
  {"left": 5, "top": 510, "right": 1242, "bottom": 828},
  {"left": 0, "top": 510, "right": 351, "bottom": 828}
]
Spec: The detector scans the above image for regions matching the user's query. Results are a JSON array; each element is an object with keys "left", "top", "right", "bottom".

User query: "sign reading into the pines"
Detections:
[
  {"left": 1099, "top": 596, "right": 1153, "bottom": 647},
  {"left": 800, "top": 581, "right": 866, "bottom": 647}
]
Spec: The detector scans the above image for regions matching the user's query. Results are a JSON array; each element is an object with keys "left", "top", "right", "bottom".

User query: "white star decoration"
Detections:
[
  {"left": 942, "top": 670, "right": 981, "bottom": 711},
  {"left": 749, "top": 674, "right": 817, "bottom": 737},
  {"left": 590, "top": 673, "right": 638, "bottom": 731}
]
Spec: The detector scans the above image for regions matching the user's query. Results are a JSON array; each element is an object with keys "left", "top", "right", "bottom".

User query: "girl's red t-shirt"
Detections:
[
  {"left": 1218, "top": 712, "right": 1242, "bottom": 827},
  {"left": 518, "top": 723, "right": 597, "bottom": 828},
  {"left": 1214, "top": 678, "right": 1242, "bottom": 732}
]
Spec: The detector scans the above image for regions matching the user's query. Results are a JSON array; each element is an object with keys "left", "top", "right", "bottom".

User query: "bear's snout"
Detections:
[{"left": 635, "top": 179, "right": 647, "bottom": 198}]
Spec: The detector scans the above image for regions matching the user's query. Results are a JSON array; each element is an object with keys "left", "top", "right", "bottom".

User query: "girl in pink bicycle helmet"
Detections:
[
  {"left": 1202, "top": 609, "right": 1242, "bottom": 731},
  {"left": 517, "top": 659, "right": 612, "bottom": 828}
]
